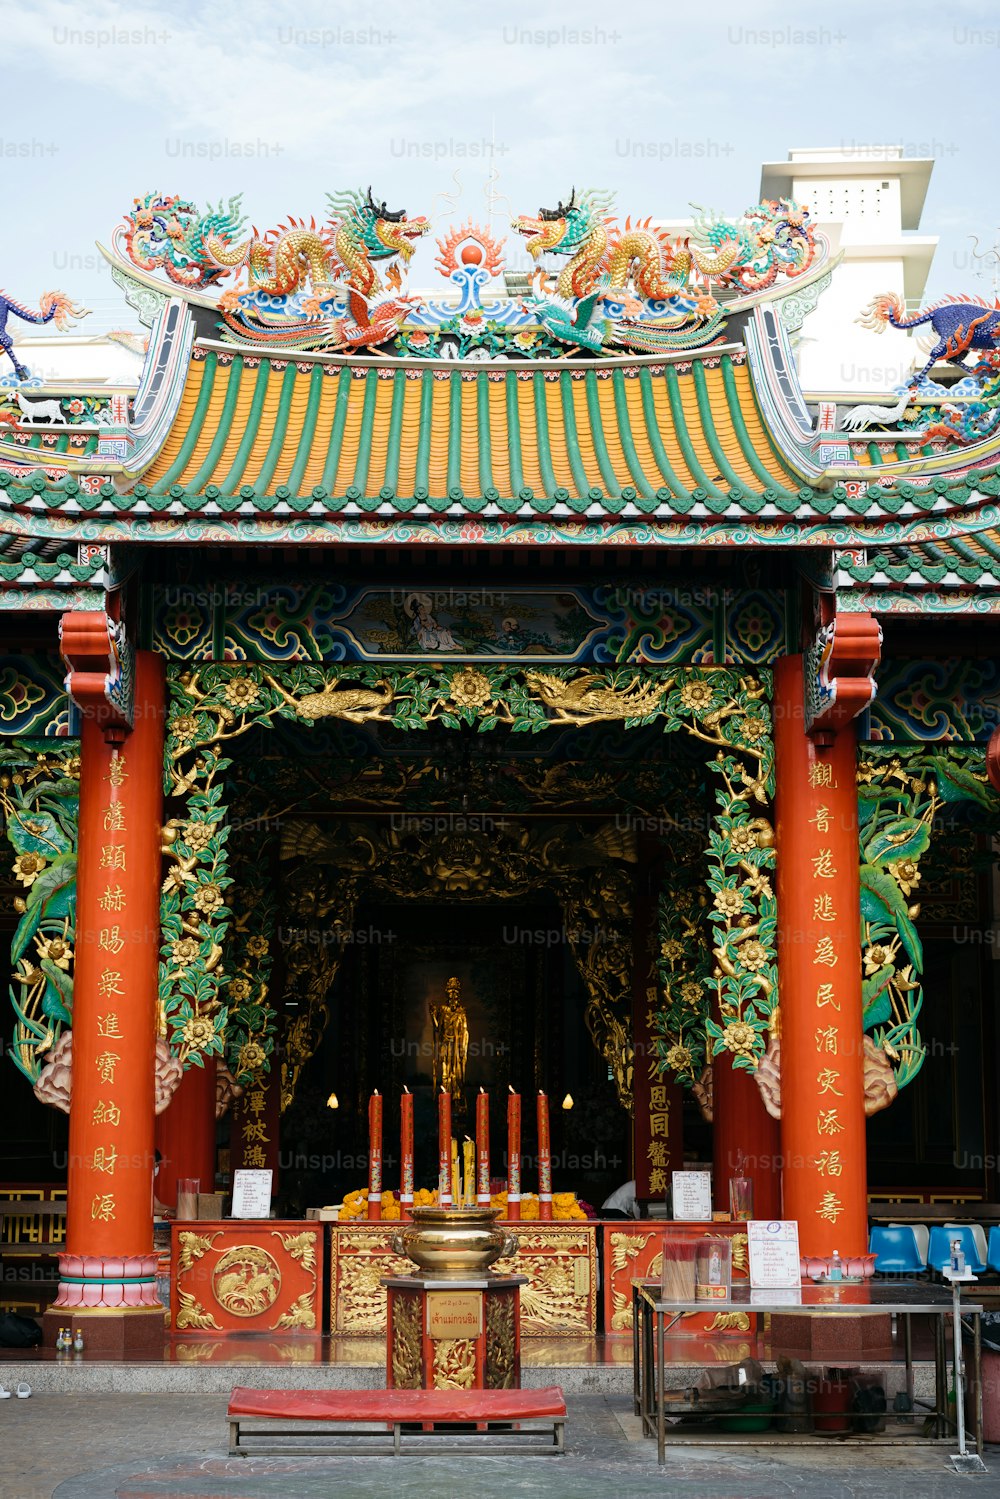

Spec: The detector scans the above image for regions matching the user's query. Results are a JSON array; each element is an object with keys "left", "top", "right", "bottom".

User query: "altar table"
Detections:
[{"left": 330, "top": 1221, "right": 597, "bottom": 1337}]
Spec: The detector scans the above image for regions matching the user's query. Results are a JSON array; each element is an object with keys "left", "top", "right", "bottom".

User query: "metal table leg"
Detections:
[
  {"left": 903, "top": 1308, "right": 913, "bottom": 1407},
  {"left": 934, "top": 1310, "right": 947, "bottom": 1438},
  {"left": 657, "top": 1307, "right": 666, "bottom": 1465},
  {"left": 632, "top": 1283, "right": 641, "bottom": 1417}
]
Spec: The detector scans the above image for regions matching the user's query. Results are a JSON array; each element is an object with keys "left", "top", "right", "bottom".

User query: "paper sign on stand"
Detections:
[
  {"left": 231, "top": 1169, "right": 273, "bottom": 1219},
  {"left": 747, "top": 1219, "right": 801, "bottom": 1288},
  {"left": 671, "top": 1170, "right": 713, "bottom": 1222}
]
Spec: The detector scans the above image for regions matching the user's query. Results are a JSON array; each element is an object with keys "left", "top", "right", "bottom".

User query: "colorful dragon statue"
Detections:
[
  {"left": 124, "top": 192, "right": 246, "bottom": 289},
  {"left": 858, "top": 292, "right": 1000, "bottom": 387},
  {"left": 325, "top": 187, "right": 429, "bottom": 296},
  {"left": 208, "top": 217, "right": 338, "bottom": 308},
  {"left": 124, "top": 189, "right": 428, "bottom": 305},
  {"left": 0, "top": 289, "right": 89, "bottom": 380},
  {"left": 512, "top": 190, "right": 817, "bottom": 302}
]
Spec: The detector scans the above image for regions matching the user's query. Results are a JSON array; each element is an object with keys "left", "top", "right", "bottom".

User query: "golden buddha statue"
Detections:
[{"left": 430, "top": 975, "right": 469, "bottom": 1102}]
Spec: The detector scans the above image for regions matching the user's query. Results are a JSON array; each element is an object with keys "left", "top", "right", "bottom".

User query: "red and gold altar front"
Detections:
[{"left": 169, "top": 1221, "right": 323, "bottom": 1334}]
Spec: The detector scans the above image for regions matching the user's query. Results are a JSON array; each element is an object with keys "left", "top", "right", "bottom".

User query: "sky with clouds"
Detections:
[{"left": 4, "top": 0, "right": 1000, "bottom": 324}]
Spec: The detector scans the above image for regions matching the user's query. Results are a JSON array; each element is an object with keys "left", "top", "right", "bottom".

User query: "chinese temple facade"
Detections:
[{"left": 2, "top": 149, "right": 1000, "bottom": 1346}]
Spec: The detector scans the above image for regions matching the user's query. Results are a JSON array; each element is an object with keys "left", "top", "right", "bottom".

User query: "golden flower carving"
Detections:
[
  {"left": 679, "top": 679, "right": 715, "bottom": 712},
  {"left": 889, "top": 859, "right": 921, "bottom": 896},
  {"left": 192, "top": 883, "right": 224, "bottom": 914},
  {"left": 246, "top": 935, "right": 269, "bottom": 957},
  {"left": 449, "top": 669, "right": 492, "bottom": 710},
  {"left": 739, "top": 715, "right": 768, "bottom": 742},
  {"left": 713, "top": 886, "right": 745, "bottom": 917},
  {"left": 171, "top": 937, "right": 201, "bottom": 967},
  {"left": 182, "top": 1015, "right": 217, "bottom": 1051},
  {"left": 35, "top": 935, "right": 72, "bottom": 970},
  {"left": 224, "top": 677, "right": 260, "bottom": 710},
  {"left": 665, "top": 1043, "right": 693, "bottom": 1074},
  {"left": 237, "top": 1041, "right": 267, "bottom": 1075},
  {"left": 13, "top": 851, "right": 46, "bottom": 886},
  {"left": 721, "top": 1020, "right": 758, "bottom": 1057},
  {"left": 660, "top": 938, "right": 684, "bottom": 963},
  {"left": 729, "top": 824, "right": 758, "bottom": 854},
  {"left": 170, "top": 714, "right": 199, "bottom": 745},
  {"left": 182, "top": 821, "right": 216, "bottom": 852},
  {"left": 738, "top": 939, "right": 768, "bottom": 972}
]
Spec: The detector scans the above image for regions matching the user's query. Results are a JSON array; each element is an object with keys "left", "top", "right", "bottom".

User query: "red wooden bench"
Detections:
[{"left": 227, "top": 1385, "right": 567, "bottom": 1456}]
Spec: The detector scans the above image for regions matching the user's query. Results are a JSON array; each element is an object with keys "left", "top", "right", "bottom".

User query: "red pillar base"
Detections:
[{"left": 43, "top": 1306, "right": 166, "bottom": 1357}]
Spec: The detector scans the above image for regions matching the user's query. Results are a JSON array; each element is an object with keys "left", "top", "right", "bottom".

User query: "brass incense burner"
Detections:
[{"left": 391, "top": 1206, "right": 517, "bottom": 1280}]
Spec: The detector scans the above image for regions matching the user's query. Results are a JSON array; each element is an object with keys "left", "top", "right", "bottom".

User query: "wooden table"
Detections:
[{"left": 631, "top": 1279, "right": 984, "bottom": 1465}]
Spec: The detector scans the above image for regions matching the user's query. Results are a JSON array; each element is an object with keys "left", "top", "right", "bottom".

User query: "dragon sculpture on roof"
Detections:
[
  {"left": 512, "top": 190, "right": 818, "bottom": 352},
  {"left": 123, "top": 188, "right": 428, "bottom": 308},
  {"left": 123, "top": 192, "right": 247, "bottom": 289},
  {"left": 512, "top": 191, "right": 816, "bottom": 298},
  {"left": 0, "top": 289, "right": 89, "bottom": 381},
  {"left": 842, "top": 294, "right": 1000, "bottom": 444}
]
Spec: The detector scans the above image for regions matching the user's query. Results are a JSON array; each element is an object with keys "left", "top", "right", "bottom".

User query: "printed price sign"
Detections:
[
  {"left": 671, "top": 1170, "right": 713, "bottom": 1222},
  {"left": 748, "top": 1219, "right": 801, "bottom": 1289},
  {"left": 230, "top": 1169, "right": 273, "bottom": 1219}
]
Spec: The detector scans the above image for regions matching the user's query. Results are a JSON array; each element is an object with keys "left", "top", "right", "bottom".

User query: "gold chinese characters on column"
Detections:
[
  {"left": 806, "top": 761, "right": 844, "bottom": 1229},
  {"left": 90, "top": 749, "right": 129, "bottom": 1227}
]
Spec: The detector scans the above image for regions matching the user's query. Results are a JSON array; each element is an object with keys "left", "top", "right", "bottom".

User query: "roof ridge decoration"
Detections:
[
  {"left": 839, "top": 293, "right": 1000, "bottom": 451},
  {"left": 0, "top": 289, "right": 91, "bottom": 385},
  {"left": 108, "top": 187, "right": 826, "bottom": 362}
]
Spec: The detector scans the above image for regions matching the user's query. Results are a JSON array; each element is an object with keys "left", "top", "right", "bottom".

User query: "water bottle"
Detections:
[
  {"left": 950, "top": 1239, "right": 965, "bottom": 1274},
  {"left": 73, "top": 1330, "right": 84, "bottom": 1354},
  {"left": 829, "top": 1249, "right": 843, "bottom": 1283}
]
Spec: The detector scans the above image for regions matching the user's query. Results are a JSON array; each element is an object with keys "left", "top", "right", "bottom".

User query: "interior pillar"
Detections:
[
  {"left": 155, "top": 1059, "right": 217, "bottom": 1212},
  {"left": 712, "top": 1053, "right": 781, "bottom": 1219},
  {"left": 50, "top": 649, "right": 166, "bottom": 1351},
  {"left": 772, "top": 655, "right": 867, "bottom": 1256}
]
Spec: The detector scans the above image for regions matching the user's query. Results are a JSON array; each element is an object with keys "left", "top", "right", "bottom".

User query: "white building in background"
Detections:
[{"left": 760, "top": 147, "right": 938, "bottom": 398}]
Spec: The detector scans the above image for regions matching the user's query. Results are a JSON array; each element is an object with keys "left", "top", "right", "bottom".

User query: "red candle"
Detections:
[
  {"left": 537, "top": 1090, "right": 552, "bottom": 1220},
  {"left": 400, "top": 1087, "right": 414, "bottom": 1221},
  {"left": 367, "top": 1090, "right": 382, "bottom": 1220},
  {"left": 476, "top": 1088, "right": 490, "bottom": 1205},
  {"left": 438, "top": 1088, "right": 452, "bottom": 1206},
  {"left": 507, "top": 1086, "right": 521, "bottom": 1221}
]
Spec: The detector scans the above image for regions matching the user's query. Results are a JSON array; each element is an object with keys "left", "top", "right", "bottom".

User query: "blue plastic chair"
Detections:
[
  {"left": 868, "top": 1225, "right": 925, "bottom": 1274},
  {"left": 927, "top": 1224, "right": 986, "bottom": 1274},
  {"left": 987, "top": 1225, "right": 1000, "bottom": 1272}
]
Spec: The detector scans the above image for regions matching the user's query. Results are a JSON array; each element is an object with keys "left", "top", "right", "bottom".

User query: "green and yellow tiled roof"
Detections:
[{"left": 139, "top": 347, "right": 798, "bottom": 512}]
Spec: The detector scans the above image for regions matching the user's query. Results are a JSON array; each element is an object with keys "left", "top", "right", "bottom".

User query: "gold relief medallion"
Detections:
[{"left": 212, "top": 1244, "right": 282, "bottom": 1318}]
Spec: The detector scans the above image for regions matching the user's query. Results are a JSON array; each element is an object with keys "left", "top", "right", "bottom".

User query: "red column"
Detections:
[
  {"left": 53, "top": 650, "right": 166, "bottom": 1347},
  {"left": 712, "top": 1056, "right": 781, "bottom": 1219},
  {"left": 773, "top": 655, "right": 867, "bottom": 1256},
  {"left": 155, "top": 1060, "right": 217, "bottom": 1211}
]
